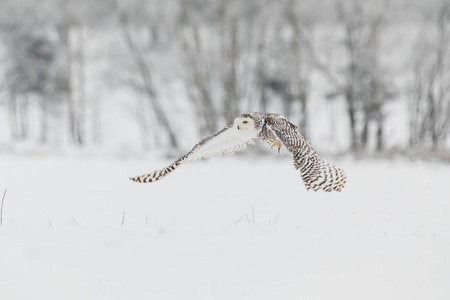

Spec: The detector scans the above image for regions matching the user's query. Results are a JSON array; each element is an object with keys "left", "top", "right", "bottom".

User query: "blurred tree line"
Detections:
[{"left": 0, "top": 0, "right": 449, "bottom": 156}]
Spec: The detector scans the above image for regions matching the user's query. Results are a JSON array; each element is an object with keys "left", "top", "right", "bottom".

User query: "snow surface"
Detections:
[{"left": 1, "top": 154, "right": 450, "bottom": 300}]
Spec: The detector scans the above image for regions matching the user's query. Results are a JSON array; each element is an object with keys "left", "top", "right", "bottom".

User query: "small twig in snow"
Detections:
[
  {"left": 0, "top": 189, "right": 7, "bottom": 227},
  {"left": 154, "top": 214, "right": 160, "bottom": 225},
  {"left": 272, "top": 213, "right": 280, "bottom": 228},
  {"left": 252, "top": 205, "right": 255, "bottom": 223},
  {"left": 228, "top": 215, "right": 245, "bottom": 229},
  {"left": 121, "top": 212, "right": 125, "bottom": 227},
  {"left": 72, "top": 217, "right": 78, "bottom": 225},
  {"left": 227, "top": 213, "right": 254, "bottom": 229},
  {"left": 413, "top": 224, "right": 424, "bottom": 236},
  {"left": 48, "top": 217, "right": 53, "bottom": 227},
  {"left": 234, "top": 214, "right": 247, "bottom": 226},
  {"left": 243, "top": 214, "right": 252, "bottom": 225},
  {"left": 145, "top": 212, "right": 148, "bottom": 225}
]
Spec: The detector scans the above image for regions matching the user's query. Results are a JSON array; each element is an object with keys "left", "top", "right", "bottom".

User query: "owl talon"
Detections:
[
  {"left": 130, "top": 112, "right": 346, "bottom": 191},
  {"left": 272, "top": 140, "right": 282, "bottom": 153}
]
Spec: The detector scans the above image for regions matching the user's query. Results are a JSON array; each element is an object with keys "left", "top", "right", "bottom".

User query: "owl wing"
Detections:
[
  {"left": 265, "top": 116, "right": 346, "bottom": 192},
  {"left": 130, "top": 124, "right": 255, "bottom": 183}
]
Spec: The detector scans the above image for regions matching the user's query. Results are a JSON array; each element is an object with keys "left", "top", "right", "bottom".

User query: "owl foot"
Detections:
[{"left": 270, "top": 140, "right": 282, "bottom": 153}]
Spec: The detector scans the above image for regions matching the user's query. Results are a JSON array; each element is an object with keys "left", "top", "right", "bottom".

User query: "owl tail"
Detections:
[{"left": 129, "top": 157, "right": 186, "bottom": 183}]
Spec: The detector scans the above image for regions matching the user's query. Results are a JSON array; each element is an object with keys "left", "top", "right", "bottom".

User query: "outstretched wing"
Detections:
[
  {"left": 265, "top": 116, "right": 346, "bottom": 192},
  {"left": 130, "top": 124, "right": 255, "bottom": 183}
]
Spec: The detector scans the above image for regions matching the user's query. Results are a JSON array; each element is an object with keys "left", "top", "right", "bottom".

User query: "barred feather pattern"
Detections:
[
  {"left": 129, "top": 154, "right": 188, "bottom": 183},
  {"left": 130, "top": 112, "right": 346, "bottom": 191},
  {"left": 129, "top": 124, "right": 254, "bottom": 183},
  {"left": 264, "top": 115, "right": 346, "bottom": 192}
]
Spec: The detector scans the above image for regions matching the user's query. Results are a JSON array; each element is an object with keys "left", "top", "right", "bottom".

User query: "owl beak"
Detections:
[{"left": 237, "top": 125, "right": 240, "bottom": 130}]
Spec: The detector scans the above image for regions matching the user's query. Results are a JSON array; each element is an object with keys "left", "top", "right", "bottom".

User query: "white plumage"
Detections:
[
  {"left": 186, "top": 125, "right": 254, "bottom": 161},
  {"left": 130, "top": 112, "right": 346, "bottom": 192}
]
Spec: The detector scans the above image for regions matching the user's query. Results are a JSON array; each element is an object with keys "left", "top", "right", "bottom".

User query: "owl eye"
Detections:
[{"left": 243, "top": 120, "right": 248, "bottom": 124}]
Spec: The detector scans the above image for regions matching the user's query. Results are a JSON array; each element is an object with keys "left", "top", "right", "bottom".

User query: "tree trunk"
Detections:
[
  {"left": 346, "top": 88, "right": 358, "bottom": 150},
  {"left": 376, "top": 117, "right": 384, "bottom": 151},
  {"left": 223, "top": 19, "right": 239, "bottom": 124},
  {"left": 40, "top": 96, "right": 49, "bottom": 144},
  {"left": 75, "top": 26, "right": 86, "bottom": 145}
]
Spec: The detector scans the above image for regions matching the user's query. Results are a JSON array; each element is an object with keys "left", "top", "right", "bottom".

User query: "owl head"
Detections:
[{"left": 234, "top": 113, "right": 261, "bottom": 138}]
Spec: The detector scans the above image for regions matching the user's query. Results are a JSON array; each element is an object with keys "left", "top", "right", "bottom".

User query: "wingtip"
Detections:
[{"left": 129, "top": 177, "right": 140, "bottom": 183}]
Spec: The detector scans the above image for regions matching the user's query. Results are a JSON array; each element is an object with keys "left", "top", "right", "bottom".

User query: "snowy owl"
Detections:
[{"left": 130, "top": 112, "right": 346, "bottom": 192}]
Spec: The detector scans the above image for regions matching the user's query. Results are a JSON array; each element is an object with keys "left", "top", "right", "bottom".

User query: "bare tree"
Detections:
[
  {"left": 409, "top": 1, "right": 450, "bottom": 151},
  {"left": 2, "top": 28, "right": 57, "bottom": 142},
  {"left": 57, "top": 2, "right": 86, "bottom": 146},
  {"left": 179, "top": 0, "right": 219, "bottom": 136},
  {"left": 314, "top": 0, "right": 394, "bottom": 152},
  {"left": 114, "top": 0, "right": 179, "bottom": 150},
  {"left": 285, "top": 0, "right": 312, "bottom": 136},
  {"left": 0, "top": 0, "right": 107, "bottom": 147}
]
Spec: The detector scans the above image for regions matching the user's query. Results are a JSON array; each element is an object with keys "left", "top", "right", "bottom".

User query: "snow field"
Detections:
[{"left": 0, "top": 155, "right": 449, "bottom": 299}]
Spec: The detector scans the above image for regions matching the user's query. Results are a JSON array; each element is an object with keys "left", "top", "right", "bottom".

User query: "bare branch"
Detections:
[{"left": 0, "top": 189, "right": 7, "bottom": 227}]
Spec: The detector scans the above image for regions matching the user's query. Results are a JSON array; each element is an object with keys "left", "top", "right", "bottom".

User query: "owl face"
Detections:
[{"left": 234, "top": 115, "right": 259, "bottom": 138}]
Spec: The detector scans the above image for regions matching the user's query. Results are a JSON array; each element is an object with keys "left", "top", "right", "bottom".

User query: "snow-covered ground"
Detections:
[{"left": 1, "top": 154, "right": 449, "bottom": 300}]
